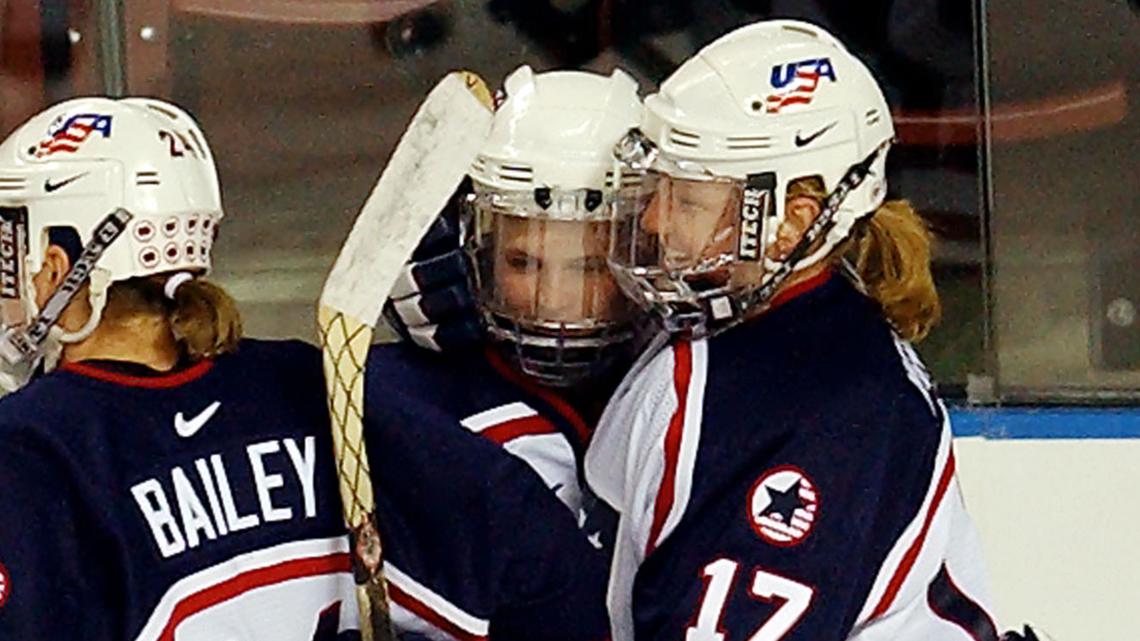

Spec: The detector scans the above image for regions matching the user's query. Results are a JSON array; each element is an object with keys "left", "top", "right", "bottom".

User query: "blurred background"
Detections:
[
  {"left": 2, "top": 0, "right": 1139, "bottom": 637},
  {"left": 3, "top": 0, "right": 1137, "bottom": 402}
]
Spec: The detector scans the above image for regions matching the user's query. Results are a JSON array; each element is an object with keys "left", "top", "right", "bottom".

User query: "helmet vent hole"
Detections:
[
  {"left": 498, "top": 163, "right": 533, "bottom": 185},
  {"left": 134, "top": 221, "right": 156, "bottom": 242},
  {"left": 144, "top": 103, "right": 181, "bottom": 120},
  {"left": 668, "top": 128, "right": 700, "bottom": 148},
  {"left": 782, "top": 24, "right": 819, "bottom": 38},
  {"left": 605, "top": 170, "right": 641, "bottom": 188},
  {"left": 866, "top": 109, "right": 882, "bottom": 126},
  {"left": 140, "top": 248, "right": 159, "bottom": 268},
  {"left": 751, "top": 100, "right": 763, "bottom": 112},
  {"left": 0, "top": 177, "right": 26, "bottom": 192},
  {"left": 136, "top": 171, "right": 160, "bottom": 186},
  {"left": 726, "top": 135, "right": 773, "bottom": 150},
  {"left": 186, "top": 128, "right": 209, "bottom": 160}
]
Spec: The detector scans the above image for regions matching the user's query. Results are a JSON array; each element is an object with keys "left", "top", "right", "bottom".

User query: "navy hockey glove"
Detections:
[{"left": 382, "top": 194, "right": 483, "bottom": 352}]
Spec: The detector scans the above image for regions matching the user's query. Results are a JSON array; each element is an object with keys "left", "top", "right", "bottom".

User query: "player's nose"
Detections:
[
  {"left": 640, "top": 192, "right": 664, "bottom": 235},
  {"left": 537, "top": 277, "right": 582, "bottom": 321}
]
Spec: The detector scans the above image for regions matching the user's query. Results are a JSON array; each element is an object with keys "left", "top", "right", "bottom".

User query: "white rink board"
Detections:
[{"left": 955, "top": 436, "right": 1140, "bottom": 641}]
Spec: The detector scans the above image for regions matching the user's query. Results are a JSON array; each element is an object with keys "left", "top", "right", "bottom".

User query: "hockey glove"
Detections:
[{"left": 382, "top": 190, "right": 483, "bottom": 352}]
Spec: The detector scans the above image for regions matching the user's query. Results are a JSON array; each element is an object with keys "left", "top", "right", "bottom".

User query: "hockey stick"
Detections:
[{"left": 318, "top": 71, "right": 494, "bottom": 641}]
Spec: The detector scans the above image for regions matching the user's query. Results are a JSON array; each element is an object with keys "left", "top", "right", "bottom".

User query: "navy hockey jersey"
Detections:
[
  {"left": 0, "top": 339, "right": 357, "bottom": 641},
  {"left": 363, "top": 343, "right": 612, "bottom": 641},
  {"left": 586, "top": 273, "right": 994, "bottom": 641}
]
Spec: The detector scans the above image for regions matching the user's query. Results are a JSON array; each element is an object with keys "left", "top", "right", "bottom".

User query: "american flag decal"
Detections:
[
  {"left": 766, "top": 58, "right": 836, "bottom": 114},
  {"left": 36, "top": 113, "right": 113, "bottom": 158},
  {"left": 747, "top": 466, "right": 820, "bottom": 547}
]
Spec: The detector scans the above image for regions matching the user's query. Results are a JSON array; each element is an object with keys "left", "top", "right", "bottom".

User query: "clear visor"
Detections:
[
  {"left": 466, "top": 193, "right": 634, "bottom": 334},
  {"left": 610, "top": 170, "right": 774, "bottom": 301}
]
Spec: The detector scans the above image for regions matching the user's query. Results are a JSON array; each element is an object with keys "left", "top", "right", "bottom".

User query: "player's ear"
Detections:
[
  {"left": 32, "top": 244, "right": 74, "bottom": 307},
  {"left": 784, "top": 196, "right": 822, "bottom": 239},
  {"left": 771, "top": 196, "right": 822, "bottom": 258}
]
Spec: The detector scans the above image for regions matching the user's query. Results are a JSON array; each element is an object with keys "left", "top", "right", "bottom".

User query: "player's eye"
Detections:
[{"left": 504, "top": 250, "right": 540, "bottom": 272}]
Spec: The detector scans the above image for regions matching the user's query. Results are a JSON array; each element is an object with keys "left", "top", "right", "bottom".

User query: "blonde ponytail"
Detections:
[
  {"left": 847, "top": 200, "right": 941, "bottom": 342},
  {"left": 786, "top": 177, "right": 941, "bottom": 342},
  {"left": 169, "top": 278, "right": 242, "bottom": 360},
  {"left": 103, "top": 274, "right": 242, "bottom": 362}
]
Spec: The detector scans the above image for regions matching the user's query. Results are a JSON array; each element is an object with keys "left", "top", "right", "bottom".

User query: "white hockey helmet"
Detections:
[
  {"left": 464, "top": 65, "right": 643, "bottom": 386},
  {"left": 610, "top": 19, "right": 894, "bottom": 334},
  {"left": 0, "top": 97, "right": 222, "bottom": 364}
]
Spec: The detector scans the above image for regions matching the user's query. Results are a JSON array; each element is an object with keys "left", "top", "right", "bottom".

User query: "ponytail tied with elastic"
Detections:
[
  {"left": 164, "top": 272, "right": 194, "bottom": 300},
  {"left": 166, "top": 274, "right": 243, "bottom": 361}
]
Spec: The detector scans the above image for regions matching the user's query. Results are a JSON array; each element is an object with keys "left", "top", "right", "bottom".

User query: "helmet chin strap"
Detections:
[
  {"left": 21, "top": 263, "right": 111, "bottom": 344},
  {"left": 0, "top": 209, "right": 131, "bottom": 376},
  {"left": 55, "top": 268, "right": 109, "bottom": 344}
]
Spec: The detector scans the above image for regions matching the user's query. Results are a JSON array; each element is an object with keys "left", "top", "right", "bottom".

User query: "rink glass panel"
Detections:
[{"left": 4, "top": 0, "right": 1138, "bottom": 401}]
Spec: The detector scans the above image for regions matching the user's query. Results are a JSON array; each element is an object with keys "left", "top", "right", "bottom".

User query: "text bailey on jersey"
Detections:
[{"left": 130, "top": 436, "right": 321, "bottom": 558}]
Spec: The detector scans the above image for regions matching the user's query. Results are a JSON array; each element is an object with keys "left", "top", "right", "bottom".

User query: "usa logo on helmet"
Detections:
[
  {"left": 766, "top": 58, "right": 837, "bottom": 114},
  {"left": 747, "top": 465, "right": 820, "bottom": 547},
  {"left": 36, "top": 113, "right": 113, "bottom": 158}
]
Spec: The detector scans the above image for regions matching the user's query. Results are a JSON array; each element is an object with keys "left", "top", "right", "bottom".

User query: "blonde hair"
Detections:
[
  {"left": 102, "top": 274, "right": 243, "bottom": 361},
  {"left": 787, "top": 177, "right": 942, "bottom": 342}
]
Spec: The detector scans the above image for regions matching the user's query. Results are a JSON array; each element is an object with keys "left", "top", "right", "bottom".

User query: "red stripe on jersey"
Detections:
[
  {"left": 60, "top": 358, "right": 214, "bottom": 389},
  {"left": 645, "top": 341, "right": 693, "bottom": 556},
  {"left": 480, "top": 415, "right": 559, "bottom": 445},
  {"left": 388, "top": 581, "right": 488, "bottom": 641},
  {"left": 870, "top": 452, "right": 957, "bottom": 619},
  {"left": 485, "top": 347, "right": 591, "bottom": 446},
  {"left": 767, "top": 268, "right": 834, "bottom": 312},
  {"left": 157, "top": 552, "right": 351, "bottom": 641}
]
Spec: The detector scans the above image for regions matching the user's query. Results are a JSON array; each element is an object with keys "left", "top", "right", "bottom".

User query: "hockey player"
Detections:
[
  {"left": 362, "top": 65, "right": 641, "bottom": 641},
  {"left": 0, "top": 98, "right": 359, "bottom": 640},
  {"left": 585, "top": 20, "right": 998, "bottom": 641}
]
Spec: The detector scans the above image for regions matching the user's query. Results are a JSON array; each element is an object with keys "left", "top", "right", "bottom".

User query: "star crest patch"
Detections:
[{"left": 747, "top": 466, "right": 820, "bottom": 547}]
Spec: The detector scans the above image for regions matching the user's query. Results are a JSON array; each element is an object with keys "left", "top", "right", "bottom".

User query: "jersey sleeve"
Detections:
[
  {"left": 487, "top": 460, "right": 611, "bottom": 641},
  {"left": 0, "top": 427, "right": 120, "bottom": 641},
  {"left": 366, "top": 391, "right": 609, "bottom": 641}
]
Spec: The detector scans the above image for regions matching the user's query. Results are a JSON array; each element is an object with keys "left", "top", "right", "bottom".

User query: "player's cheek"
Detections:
[{"left": 497, "top": 270, "right": 539, "bottom": 316}]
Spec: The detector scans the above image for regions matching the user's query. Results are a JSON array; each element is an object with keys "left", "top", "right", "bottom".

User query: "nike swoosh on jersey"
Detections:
[{"left": 175, "top": 401, "right": 222, "bottom": 438}]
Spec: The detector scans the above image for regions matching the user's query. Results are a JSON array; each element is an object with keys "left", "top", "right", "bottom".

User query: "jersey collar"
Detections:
[
  {"left": 58, "top": 358, "right": 214, "bottom": 389},
  {"left": 484, "top": 346, "right": 592, "bottom": 447}
]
